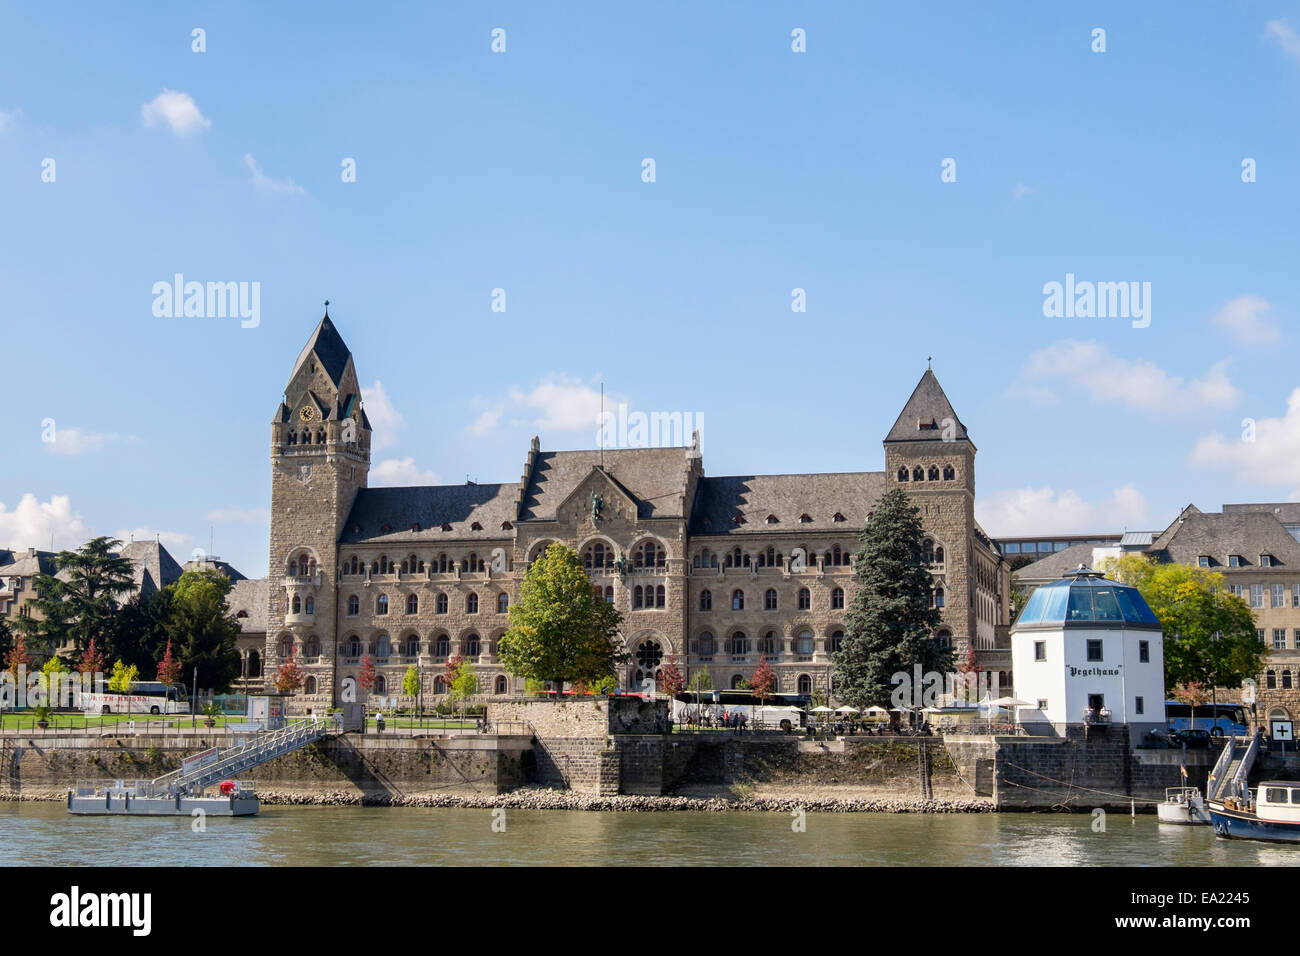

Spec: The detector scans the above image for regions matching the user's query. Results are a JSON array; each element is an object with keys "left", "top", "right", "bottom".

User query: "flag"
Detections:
[{"left": 1180, "top": 765, "right": 1188, "bottom": 779}]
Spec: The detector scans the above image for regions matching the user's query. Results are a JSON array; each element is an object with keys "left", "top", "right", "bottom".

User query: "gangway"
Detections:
[
  {"left": 1207, "top": 734, "right": 1259, "bottom": 803},
  {"left": 151, "top": 716, "right": 330, "bottom": 796}
]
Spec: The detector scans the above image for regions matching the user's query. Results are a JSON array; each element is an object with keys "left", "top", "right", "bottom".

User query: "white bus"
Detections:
[{"left": 79, "top": 681, "right": 189, "bottom": 715}]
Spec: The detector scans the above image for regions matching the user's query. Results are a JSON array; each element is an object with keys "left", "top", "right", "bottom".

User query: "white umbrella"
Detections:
[
  {"left": 836, "top": 705, "right": 859, "bottom": 713},
  {"left": 810, "top": 705, "right": 834, "bottom": 713},
  {"left": 864, "top": 705, "right": 889, "bottom": 715},
  {"left": 992, "top": 697, "right": 1033, "bottom": 708}
]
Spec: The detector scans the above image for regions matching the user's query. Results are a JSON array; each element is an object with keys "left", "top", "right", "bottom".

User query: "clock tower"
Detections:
[{"left": 266, "top": 308, "right": 371, "bottom": 702}]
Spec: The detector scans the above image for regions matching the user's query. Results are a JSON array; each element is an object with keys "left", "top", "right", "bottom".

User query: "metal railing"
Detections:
[{"left": 151, "top": 717, "right": 328, "bottom": 794}]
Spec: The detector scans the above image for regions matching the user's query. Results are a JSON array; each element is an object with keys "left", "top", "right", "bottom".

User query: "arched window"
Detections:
[
  {"left": 375, "top": 635, "right": 392, "bottom": 659},
  {"left": 634, "top": 540, "right": 666, "bottom": 569},
  {"left": 304, "top": 676, "right": 317, "bottom": 695},
  {"left": 279, "top": 635, "right": 294, "bottom": 658},
  {"left": 436, "top": 593, "right": 448, "bottom": 614},
  {"left": 934, "top": 587, "right": 945, "bottom": 609},
  {"left": 727, "top": 631, "right": 750, "bottom": 656},
  {"left": 898, "top": 467, "right": 909, "bottom": 482},
  {"left": 922, "top": 539, "right": 935, "bottom": 564},
  {"left": 583, "top": 542, "right": 613, "bottom": 570},
  {"left": 1285, "top": 670, "right": 1294, "bottom": 690},
  {"left": 406, "top": 594, "right": 419, "bottom": 615},
  {"left": 794, "top": 630, "right": 814, "bottom": 655},
  {"left": 764, "top": 588, "right": 778, "bottom": 610},
  {"left": 943, "top": 465, "right": 955, "bottom": 480},
  {"left": 928, "top": 465, "right": 940, "bottom": 481},
  {"left": 935, "top": 629, "right": 952, "bottom": 650},
  {"left": 697, "top": 632, "right": 715, "bottom": 657},
  {"left": 656, "top": 584, "right": 666, "bottom": 608},
  {"left": 830, "top": 630, "right": 844, "bottom": 653},
  {"left": 732, "top": 589, "right": 745, "bottom": 611},
  {"left": 700, "top": 589, "right": 713, "bottom": 612},
  {"left": 633, "top": 640, "right": 664, "bottom": 687},
  {"left": 466, "top": 593, "right": 479, "bottom": 614},
  {"left": 304, "top": 596, "right": 314, "bottom": 615},
  {"left": 434, "top": 675, "right": 449, "bottom": 694},
  {"left": 291, "top": 595, "right": 301, "bottom": 614},
  {"left": 495, "top": 675, "right": 508, "bottom": 695},
  {"left": 634, "top": 585, "right": 645, "bottom": 609},
  {"left": 346, "top": 636, "right": 362, "bottom": 658},
  {"left": 374, "top": 675, "right": 386, "bottom": 694},
  {"left": 604, "top": 586, "right": 614, "bottom": 603},
  {"left": 797, "top": 674, "right": 812, "bottom": 694},
  {"left": 934, "top": 546, "right": 944, "bottom": 565},
  {"left": 403, "top": 634, "right": 419, "bottom": 657},
  {"left": 347, "top": 595, "right": 359, "bottom": 616},
  {"left": 435, "top": 634, "right": 451, "bottom": 657},
  {"left": 305, "top": 636, "right": 321, "bottom": 658},
  {"left": 831, "top": 587, "right": 844, "bottom": 610},
  {"left": 465, "top": 634, "right": 481, "bottom": 658},
  {"left": 912, "top": 467, "right": 924, "bottom": 482},
  {"left": 761, "top": 631, "right": 779, "bottom": 655},
  {"left": 497, "top": 592, "right": 509, "bottom": 614},
  {"left": 436, "top": 554, "right": 449, "bottom": 573},
  {"left": 376, "top": 594, "right": 389, "bottom": 615},
  {"left": 731, "top": 674, "right": 746, "bottom": 689},
  {"left": 798, "top": 588, "right": 810, "bottom": 610}
]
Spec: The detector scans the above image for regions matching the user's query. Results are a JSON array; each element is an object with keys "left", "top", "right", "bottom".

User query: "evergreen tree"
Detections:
[
  {"left": 15, "top": 537, "right": 135, "bottom": 655},
  {"left": 498, "top": 543, "right": 625, "bottom": 688},
  {"left": 833, "top": 487, "right": 950, "bottom": 708},
  {"left": 167, "top": 570, "right": 242, "bottom": 693},
  {"left": 108, "top": 588, "right": 174, "bottom": 675}
]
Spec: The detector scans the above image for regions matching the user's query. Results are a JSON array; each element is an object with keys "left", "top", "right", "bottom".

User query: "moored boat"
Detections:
[
  {"left": 1208, "top": 782, "right": 1300, "bottom": 844},
  {"left": 1157, "top": 787, "right": 1210, "bottom": 825}
]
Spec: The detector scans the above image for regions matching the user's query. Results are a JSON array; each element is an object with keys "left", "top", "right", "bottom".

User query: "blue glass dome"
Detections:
[{"left": 1013, "top": 566, "right": 1161, "bottom": 630}]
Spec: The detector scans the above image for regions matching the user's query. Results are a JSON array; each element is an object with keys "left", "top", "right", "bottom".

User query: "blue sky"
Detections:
[{"left": 3, "top": 1, "right": 1300, "bottom": 577}]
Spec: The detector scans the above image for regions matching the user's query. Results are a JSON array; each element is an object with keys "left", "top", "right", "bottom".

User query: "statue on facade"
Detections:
[{"left": 590, "top": 489, "right": 603, "bottom": 521}]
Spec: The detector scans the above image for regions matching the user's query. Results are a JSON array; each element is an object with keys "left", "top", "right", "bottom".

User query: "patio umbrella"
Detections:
[
  {"left": 991, "top": 697, "right": 1033, "bottom": 708},
  {"left": 864, "top": 705, "right": 889, "bottom": 715},
  {"left": 836, "top": 706, "right": 859, "bottom": 713}
]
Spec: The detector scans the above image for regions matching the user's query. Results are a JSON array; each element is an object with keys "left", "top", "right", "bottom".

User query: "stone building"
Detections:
[{"left": 266, "top": 312, "right": 1012, "bottom": 709}]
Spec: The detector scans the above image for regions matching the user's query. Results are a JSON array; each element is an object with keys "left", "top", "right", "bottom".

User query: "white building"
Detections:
[{"left": 1011, "top": 566, "right": 1165, "bottom": 739}]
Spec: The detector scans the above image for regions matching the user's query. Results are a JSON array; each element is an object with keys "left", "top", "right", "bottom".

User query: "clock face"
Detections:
[{"left": 299, "top": 405, "right": 315, "bottom": 422}]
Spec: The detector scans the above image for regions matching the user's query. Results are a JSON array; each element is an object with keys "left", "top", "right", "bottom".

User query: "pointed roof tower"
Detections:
[
  {"left": 884, "top": 368, "right": 970, "bottom": 445},
  {"left": 287, "top": 303, "right": 353, "bottom": 390}
]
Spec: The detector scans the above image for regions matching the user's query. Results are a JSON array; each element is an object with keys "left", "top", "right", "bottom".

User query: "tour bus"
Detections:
[
  {"left": 672, "top": 690, "right": 811, "bottom": 731},
  {"left": 1165, "top": 700, "right": 1250, "bottom": 737},
  {"left": 79, "top": 681, "right": 189, "bottom": 715}
]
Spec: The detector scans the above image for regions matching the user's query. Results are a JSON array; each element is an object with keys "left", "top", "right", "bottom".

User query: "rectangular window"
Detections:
[
  {"left": 1258, "top": 628, "right": 1267, "bottom": 644},
  {"left": 1273, "top": 584, "right": 1285, "bottom": 608},
  {"left": 1251, "top": 584, "right": 1265, "bottom": 609},
  {"left": 1034, "top": 641, "right": 1046, "bottom": 662},
  {"left": 1230, "top": 584, "right": 1244, "bottom": 599},
  {"left": 1139, "top": 640, "right": 1150, "bottom": 663},
  {"left": 1275, "top": 629, "right": 1288, "bottom": 650},
  {"left": 1294, "top": 583, "right": 1300, "bottom": 608},
  {"left": 1198, "top": 556, "right": 1210, "bottom": 567},
  {"left": 1004, "top": 542, "right": 1020, "bottom": 554},
  {"left": 1229, "top": 555, "right": 1242, "bottom": 567},
  {"left": 1037, "top": 699, "right": 1048, "bottom": 710},
  {"left": 1294, "top": 628, "right": 1300, "bottom": 649},
  {"left": 1135, "top": 696, "right": 1145, "bottom": 715},
  {"left": 1086, "top": 639, "right": 1103, "bottom": 662},
  {"left": 1261, "top": 554, "right": 1273, "bottom": 567}
]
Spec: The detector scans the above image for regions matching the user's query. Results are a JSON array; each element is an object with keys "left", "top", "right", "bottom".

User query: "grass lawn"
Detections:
[{"left": 0, "top": 712, "right": 236, "bottom": 730}]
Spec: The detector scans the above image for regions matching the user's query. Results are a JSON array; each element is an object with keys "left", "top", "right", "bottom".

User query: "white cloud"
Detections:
[
  {"left": 140, "top": 89, "right": 210, "bottom": 136},
  {"left": 467, "top": 406, "right": 504, "bottom": 437},
  {"left": 370, "top": 458, "right": 440, "bottom": 487},
  {"left": 1210, "top": 294, "right": 1281, "bottom": 344},
  {"left": 115, "top": 527, "right": 191, "bottom": 550},
  {"left": 471, "top": 375, "right": 623, "bottom": 436},
  {"left": 1012, "top": 183, "right": 1034, "bottom": 200},
  {"left": 1189, "top": 388, "right": 1300, "bottom": 497},
  {"left": 1266, "top": 18, "right": 1300, "bottom": 62},
  {"left": 361, "top": 381, "right": 402, "bottom": 451},
  {"left": 205, "top": 507, "right": 270, "bottom": 524},
  {"left": 1008, "top": 339, "right": 1239, "bottom": 413},
  {"left": 976, "top": 485, "right": 1151, "bottom": 538},
  {"left": 242, "top": 153, "right": 305, "bottom": 195},
  {"left": 0, "top": 494, "right": 91, "bottom": 551},
  {"left": 44, "top": 428, "right": 107, "bottom": 455}
]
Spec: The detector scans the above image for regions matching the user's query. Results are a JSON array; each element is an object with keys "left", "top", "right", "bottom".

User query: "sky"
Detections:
[{"left": 2, "top": 2, "right": 1300, "bottom": 578}]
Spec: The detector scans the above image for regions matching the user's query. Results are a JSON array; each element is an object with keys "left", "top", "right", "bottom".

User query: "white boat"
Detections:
[
  {"left": 1209, "top": 782, "right": 1300, "bottom": 844},
  {"left": 1157, "top": 787, "right": 1210, "bottom": 825}
]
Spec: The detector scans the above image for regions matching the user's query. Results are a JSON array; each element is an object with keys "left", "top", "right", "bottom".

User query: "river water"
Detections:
[{"left": 3, "top": 802, "right": 1298, "bottom": 866}]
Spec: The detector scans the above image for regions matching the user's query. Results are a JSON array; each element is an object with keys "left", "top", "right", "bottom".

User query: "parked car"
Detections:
[{"left": 1170, "top": 728, "right": 1212, "bottom": 749}]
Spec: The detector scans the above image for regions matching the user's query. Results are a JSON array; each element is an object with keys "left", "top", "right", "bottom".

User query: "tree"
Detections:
[
  {"left": 659, "top": 655, "right": 686, "bottom": 699},
  {"left": 498, "top": 543, "right": 625, "bottom": 689},
  {"left": 451, "top": 659, "right": 479, "bottom": 702},
  {"left": 5, "top": 634, "right": 32, "bottom": 682},
  {"left": 357, "top": 655, "right": 377, "bottom": 694},
  {"left": 78, "top": 636, "right": 106, "bottom": 679},
  {"left": 1101, "top": 556, "right": 1263, "bottom": 709},
  {"left": 750, "top": 655, "right": 776, "bottom": 706},
  {"left": 687, "top": 669, "right": 713, "bottom": 694},
  {"left": 402, "top": 664, "right": 422, "bottom": 712},
  {"left": 108, "top": 659, "right": 139, "bottom": 716},
  {"left": 444, "top": 653, "right": 465, "bottom": 692},
  {"left": 833, "top": 488, "right": 950, "bottom": 708},
  {"left": 156, "top": 638, "right": 183, "bottom": 688},
  {"left": 40, "top": 656, "right": 71, "bottom": 708},
  {"left": 108, "top": 588, "right": 174, "bottom": 675},
  {"left": 273, "top": 656, "right": 305, "bottom": 695},
  {"left": 167, "top": 570, "right": 242, "bottom": 693},
  {"left": 15, "top": 537, "right": 135, "bottom": 655}
]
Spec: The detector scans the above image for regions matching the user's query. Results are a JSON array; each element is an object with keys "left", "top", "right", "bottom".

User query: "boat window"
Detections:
[
  {"left": 1265, "top": 787, "right": 1290, "bottom": 804},
  {"left": 1292, "top": 789, "right": 1300, "bottom": 805}
]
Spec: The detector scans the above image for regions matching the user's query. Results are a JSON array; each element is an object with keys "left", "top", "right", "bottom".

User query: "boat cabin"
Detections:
[{"left": 1256, "top": 782, "right": 1300, "bottom": 823}]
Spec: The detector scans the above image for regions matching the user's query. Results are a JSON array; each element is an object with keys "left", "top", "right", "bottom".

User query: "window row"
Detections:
[
  {"left": 691, "top": 629, "right": 845, "bottom": 657},
  {"left": 349, "top": 591, "right": 509, "bottom": 616},
  {"left": 1229, "top": 583, "right": 1300, "bottom": 609},
  {"left": 896, "top": 463, "right": 957, "bottom": 483},
  {"left": 341, "top": 633, "right": 485, "bottom": 659},
  {"left": 698, "top": 587, "right": 846, "bottom": 612},
  {"left": 581, "top": 540, "right": 667, "bottom": 569},
  {"left": 343, "top": 552, "right": 495, "bottom": 576},
  {"left": 692, "top": 544, "right": 858, "bottom": 570}
]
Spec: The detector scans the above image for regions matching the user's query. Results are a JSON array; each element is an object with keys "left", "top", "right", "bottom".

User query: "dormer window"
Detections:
[
  {"left": 733, "top": 513, "right": 745, "bottom": 525},
  {"left": 441, "top": 523, "right": 453, "bottom": 532},
  {"left": 765, "top": 514, "right": 778, "bottom": 525},
  {"left": 799, "top": 513, "right": 812, "bottom": 523},
  {"left": 1228, "top": 554, "right": 1242, "bottom": 568},
  {"left": 411, "top": 523, "right": 421, "bottom": 533},
  {"left": 833, "top": 512, "right": 846, "bottom": 523},
  {"left": 1261, "top": 554, "right": 1274, "bottom": 567},
  {"left": 471, "top": 521, "right": 483, "bottom": 531},
  {"left": 1198, "top": 555, "right": 1210, "bottom": 568}
]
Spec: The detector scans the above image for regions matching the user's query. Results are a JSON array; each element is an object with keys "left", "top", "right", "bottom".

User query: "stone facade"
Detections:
[{"left": 266, "top": 314, "right": 1012, "bottom": 709}]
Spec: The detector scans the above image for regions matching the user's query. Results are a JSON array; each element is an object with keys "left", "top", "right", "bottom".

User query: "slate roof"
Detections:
[
  {"left": 183, "top": 558, "right": 247, "bottom": 582},
  {"left": 1223, "top": 502, "right": 1300, "bottom": 523},
  {"left": 518, "top": 447, "right": 693, "bottom": 521},
  {"left": 689, "top": 472, "right": 885, "bottom": 535},
  {"left": 0, "top": 549, "right": 58, "bottom": 578},
  {"left": 1013, "top": 543, "right": 1100, "bottom": 585},
  {"left": 1148, "top": 508, "right": 1300, "bottom": 569},
  {"left": 118, "top": 540, "right": 185, "bottom": 597},
  {"left": 342, "top": 483, "right": 521, "bottom": 544},
  {"left": 227, "top": 578, "right": 268, "bottom": 633},
  {"left": 1120, "top": 531, "right": 1154, "bottom": 547},
  {"left": 0, "top": 550, "right": 13, "bottom": 568},
  {"left": 290, "top": 314, "right": 353, "bottom": 388},
  {"left": 884, "top": 369, "right": 970, "bottom": 444}
]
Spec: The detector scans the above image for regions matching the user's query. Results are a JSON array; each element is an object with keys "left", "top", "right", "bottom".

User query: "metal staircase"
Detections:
[
  {"left": 151, "top": 717, "right": 329, "bottom": 795},
  {"left": 1207, "top": 734, "right": 1259, "bottom": 803}
]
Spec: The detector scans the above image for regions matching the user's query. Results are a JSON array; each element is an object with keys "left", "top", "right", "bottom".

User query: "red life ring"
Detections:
[{"left": 219, "top": 780, "right": 236, "bottom": 795}]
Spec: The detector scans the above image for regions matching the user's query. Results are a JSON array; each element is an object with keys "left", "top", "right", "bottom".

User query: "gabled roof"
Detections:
[
  {"left": 518, "top": 447, "right": 692, "bottom": 521},
  {"left": 0, "top": 549, "right": 13, "bottom": 568},
  {"left": 1149, "top": 509, "right": 1300, "bottom": 569},
  {"left": 0, "top": 550, "right": 57, "bottom": 578},
  {"left": 341, "top": 483, "right": 521, "bottom": 544},
  {"left": 884, "top": 369, "right": 969, "bottom": 444},
  {"left": 118, "top": 540, "right": 185, "bottom": 597},
  {"left": 1013, "top": 543, "right": 1100, "bottom": 585},
  {"left": 689, "top": 472, "right": 885, "bottom": 535},
  {"left": 1223, "top": 502, "right": 1300, "bottom": 524},
  {"left": 228, "top": 578, "right": 268, "bottom": 633},
  {"left": 289, "top": 314, "right": 353, "bottom": 388}
]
